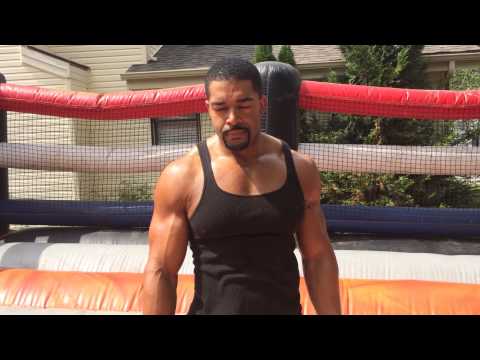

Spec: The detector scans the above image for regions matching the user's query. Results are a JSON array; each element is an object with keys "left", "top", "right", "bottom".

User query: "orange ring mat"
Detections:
[{"left": 1, "top": 269, "right": 479, "bottom": 314}]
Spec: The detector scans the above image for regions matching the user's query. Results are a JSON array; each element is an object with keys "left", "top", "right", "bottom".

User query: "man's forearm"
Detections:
[
  {"left": 142, "top": 270, "right": 177, "bottom": 315},
  {"left": 303, "top": 255, "right": 341, "bottom": 315}
]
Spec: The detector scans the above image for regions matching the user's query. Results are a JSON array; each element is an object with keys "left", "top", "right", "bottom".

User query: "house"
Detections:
[
  {"left": 122, "top": 45, "right": 480, "bottom": 90},
  {"left": 0, "top": 45, "right": 161, "bottom": 92},
  {"left": 0, "top": 45, "right": 161, "bottom": 203}
]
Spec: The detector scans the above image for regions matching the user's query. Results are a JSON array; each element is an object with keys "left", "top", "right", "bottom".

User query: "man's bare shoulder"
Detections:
[
  {"left": 291, "top": 149, "right": 318, "bottom": 176},
  {"left": 263, "top": 135, "right": 319, "bottom": 187},
  {"left": 162, "top": 146, "right": 200, "bottom": 178},
  {"left": 162, "top": 147, "right": 200, "bottom": 174},
  {"left": 290, "top": 148, "right": 322, "bottom": 200},
  {"left": 154, "top": 146, "right": 201, "bottom": 201}
]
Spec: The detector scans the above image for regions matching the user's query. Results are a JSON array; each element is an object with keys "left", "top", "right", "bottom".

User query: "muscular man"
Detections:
[{"left": 143, "top": 58, "right": 341, "bottom": 315}]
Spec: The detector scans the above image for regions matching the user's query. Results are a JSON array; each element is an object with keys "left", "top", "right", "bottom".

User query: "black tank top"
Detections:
[{"left": 187, "top": 140, "right": 305, "bottom": 315}]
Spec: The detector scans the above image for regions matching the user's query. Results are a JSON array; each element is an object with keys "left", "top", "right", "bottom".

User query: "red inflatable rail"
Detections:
[
  {"left": 300, "top": 80, "right": 480, "bottom": 120},
  {"left": 1, "top": 81, "right": 480, "bottom": 120},
  {"left": 0, "top": 83, "right": 207, "bottom": 120}
]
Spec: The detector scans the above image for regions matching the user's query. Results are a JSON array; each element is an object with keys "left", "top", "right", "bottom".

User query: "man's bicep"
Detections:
[
  {"left": 296, "top": 201, "right": 332, "bottom": 260},
  {"left": 148, "top": 211, "right": 188, "bottom": 273},
  {"left": 146, "top": 168, "right": 189, "bottom": 275},
  {"left": 295, "top": 155, "right": 332, "bottom": 260}
]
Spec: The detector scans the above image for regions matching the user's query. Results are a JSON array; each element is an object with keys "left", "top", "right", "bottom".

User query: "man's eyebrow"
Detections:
[
  {"left": 237, "top": 97, "right": 254, "bottom": 103},
  {"left": 210, "top": 97, "right": 254, "bottom": 106}
]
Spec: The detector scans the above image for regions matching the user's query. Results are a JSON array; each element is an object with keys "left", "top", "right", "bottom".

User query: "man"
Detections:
[{"left": 142, "top": 57, "right": 341, "bottom": 315}]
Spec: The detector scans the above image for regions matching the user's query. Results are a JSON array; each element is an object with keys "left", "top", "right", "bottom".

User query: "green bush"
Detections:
[
  {"left": 118, "top": 180, "right": 153, "bottom": 201},
  {"left": 300, "top": 46, "right": 480, "bottom": 208},
  {"left": 254, "top": 45, "right": 276, "bottom": 63},
  {"left": 278, "top": 45, "right": 296, "bottom": 67},
  {"left": 449, "top": 68, "right": 480, "bottom": 146}
]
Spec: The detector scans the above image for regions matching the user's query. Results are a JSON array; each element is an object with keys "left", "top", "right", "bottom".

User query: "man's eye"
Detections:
[
  {"left": 239, "top": 106, "right": 251, "bottom": 110},
  {"left": 214, "top": 107, "right": 227, "bottom": 112}
]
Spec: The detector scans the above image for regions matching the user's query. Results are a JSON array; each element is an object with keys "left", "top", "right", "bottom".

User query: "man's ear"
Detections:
[
  {"left": 259, "top": 95, "right": 267, "bottom": 112},
  {"left": 205, "top": 100, "right": 209, "bottom": 111}
]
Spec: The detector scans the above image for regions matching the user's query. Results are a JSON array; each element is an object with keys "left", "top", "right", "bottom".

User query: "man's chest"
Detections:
[{"left": 210, "top": 156, "right": 287, "bottom": 196}]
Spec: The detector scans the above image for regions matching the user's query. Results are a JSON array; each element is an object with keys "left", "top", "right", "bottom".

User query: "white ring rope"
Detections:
[
  {"left": 0, "top": 143, "right": 192, "bottom": 173},
  {"left": 1, "top": 142, "right": 479, "bottom": 175}
]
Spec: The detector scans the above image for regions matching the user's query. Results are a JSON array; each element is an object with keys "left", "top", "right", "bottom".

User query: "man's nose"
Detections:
[{"left": 225, "top": 109, "right": 239, "bottom": 126}]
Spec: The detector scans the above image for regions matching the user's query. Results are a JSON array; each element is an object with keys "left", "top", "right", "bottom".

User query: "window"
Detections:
[{"left": 151, "top": 115, "right": 201, "bottom": 145}]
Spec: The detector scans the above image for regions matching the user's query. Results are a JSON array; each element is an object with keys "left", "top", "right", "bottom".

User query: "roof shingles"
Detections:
[
  {"left": 127, "top": 45, "right": 480, "bottom": 73},
  {"left": 129, "top": 45, "right": 256, "bottom": 72}
]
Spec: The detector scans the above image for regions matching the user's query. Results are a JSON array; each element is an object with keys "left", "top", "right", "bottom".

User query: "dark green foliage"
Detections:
[
  {"left": 320, "top": 172, "right": 416, "bottom": 206},
  {"left": 299, "top": 45, "right": 480, "bottom": 208},
  {"left": 340, "top": 45, "right": 427, "bottom": 88},
  {"left": 254, "top": 45, "right": 276, "bottom": 63},
  {"left": 449, "top": 68, "right": 480, "bottom": 90},
  {"left": 339, "top": 45, "right": 434, "bottom": 146},
  {"left": 118, "top": 180, "right": 153, "bottom": 201},
  {"left": 278, "top": 45, "right": 296, "bottom": 67},
  {"left": 449, "top": 68, "right": 480, "bottom": 146}
]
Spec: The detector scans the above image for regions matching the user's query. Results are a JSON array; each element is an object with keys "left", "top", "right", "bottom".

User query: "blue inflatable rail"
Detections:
[{"left": 1, "top": 200, "right": 479, "bottom": 237}]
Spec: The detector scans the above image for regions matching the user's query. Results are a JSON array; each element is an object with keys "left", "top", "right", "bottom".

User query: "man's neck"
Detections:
[{"left": 214, "top": 133, "right": 265, "bottom": 166}]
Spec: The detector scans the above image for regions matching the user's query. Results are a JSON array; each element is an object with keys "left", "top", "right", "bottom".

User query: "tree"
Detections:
[
  {"left": 300, "top": 45, "right": 479, "bottom": 208},
  {"left": 449, "top": 68, "right": 480, "bottom": 90},
  {"left": 278, "top": 45, "right": 296, "bottom": 67},
  {"left": 449, "top": 68, "right": 480, "bottom": 146},
  {"left": 339, "top": 45, "right": 435, "bottom": 146},
  {"left": 305, "top": 46, "right": 435, "bottom": 146},
  {"left": 254, "top": 45, "right": 276, "bottom": 63},
  {"left": 446, "top": 68, "right": 480, "bottom": 207},
  {"left": 340, "top": 45, "right": 427, "bottom": 88}
]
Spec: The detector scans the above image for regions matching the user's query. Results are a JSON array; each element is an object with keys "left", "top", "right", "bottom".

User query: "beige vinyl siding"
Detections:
[
  {"left": 48, "top": 45, "right": 146, "bottom": 93},
  {"left": 71, "top": 79, "right": 87, "bottom": 91},
  {"left": 47, "top": 45, "right": 155, "bottom": 201},
  {"left": 6, "top": 63, "right": 77, "bottom": 201},
  {"left": 8, "top": 169, "right": 80, "bottom": 201},
  {"left": 6, "top": 77, "right": 65, "bottom": 88},
  {"left": 127, "top": 76, "right": 205, "bottom": 90},
  {"left": 0, "top": 45, "right": 21, "bottom": 81},
  {"left": 0, "top": 66, "right": 66, "bottom": 87},
  {"left": 50, "top": 49, "right": 144, "bottom": 59},
  {"left": 71, "top": 66, "right": 89, "bottom": 81},
  {"left": 0, "top": 45, "right": 20, "bottom": 64},
  {"left": 0, "top": 46, "right": 89, "bottom": 90},
  {"left": 49, "top": 45, "right": 142, "bottom": 53},
  {"left": 0, "top": 45, "right": 81, "bottom": 202},
  {"left": 0, "top": 61, "right": 23, "bottom": 70},
  {"left": 147, "top": 45, "right": 161, "bottom": 60},
  {"left": 0, "top": 45, "right": 20, "bottom": 53},
  {"left": 2, "top": 45, "right": 189, "bottom": 205},
  {"left": 30, "top": 45, "right": 51, "bottom": 52},
  {"left": 3, "top": 49, "right": 74, "bottom": 209},
  {"left": 7, "top": 111, "right": 78, "bottom": 201},
  {"left": 12, "top": 48, "right": 89, "bottom": 200},
  {"left": 73, "top": 118, "right": 153, "bottom": 201}
]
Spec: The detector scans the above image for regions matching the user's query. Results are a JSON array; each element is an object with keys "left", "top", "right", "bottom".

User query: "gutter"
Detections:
[{"left": 121, "top": 67, "right": 209, "bottom": 81}]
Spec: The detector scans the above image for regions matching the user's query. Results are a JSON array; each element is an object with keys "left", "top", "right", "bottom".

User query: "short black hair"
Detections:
[{"left": 205, "top": 57, "right": 263, "bottom": 98}]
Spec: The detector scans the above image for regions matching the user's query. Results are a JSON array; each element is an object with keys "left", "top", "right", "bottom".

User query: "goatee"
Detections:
[{"left": 222, "top": 125, "right": 250, "bottom": 151}]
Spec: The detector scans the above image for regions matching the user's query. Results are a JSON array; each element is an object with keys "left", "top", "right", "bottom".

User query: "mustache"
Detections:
[{"left": 222, "top": 124, "right": 249, "bottom": 134}]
